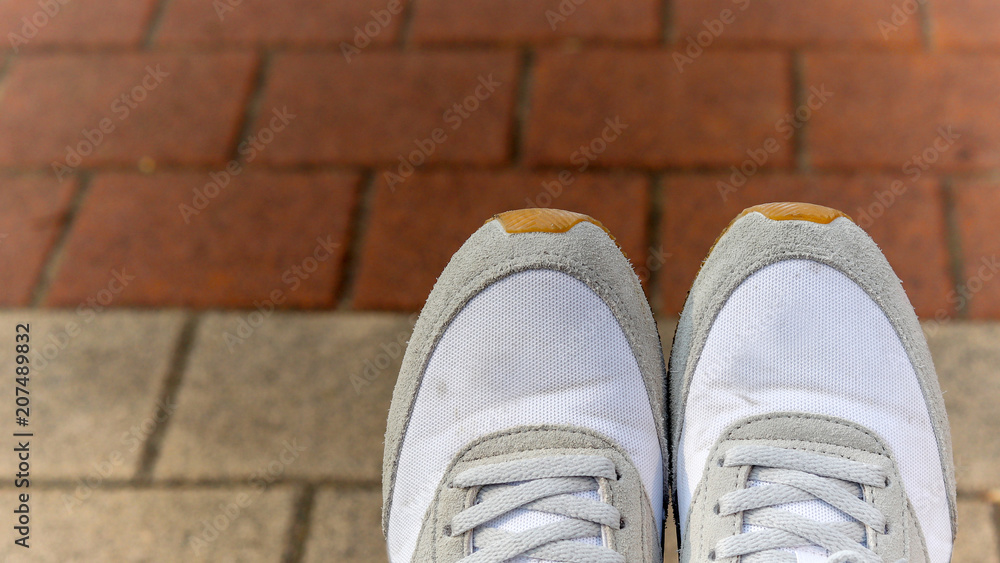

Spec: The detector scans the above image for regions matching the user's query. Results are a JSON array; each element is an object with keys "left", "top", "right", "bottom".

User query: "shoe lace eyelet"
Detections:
[
  {"left": 713, "top": 503, "right": 720, "bottom": 515},
  {"left": 708, "top": 549, "right": 717, "bottom": 560},
  {"left": 619, "top": 517, "right": 626, "bottom": 529},
  {"left": 443, "top": 524, "right": 452, "bottom": 537},
  {"left": 717, "top": 456, "right": 725, "bottom": 467}
]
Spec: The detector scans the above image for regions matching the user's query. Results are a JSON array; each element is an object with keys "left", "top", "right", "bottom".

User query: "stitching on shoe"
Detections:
[{"left": 723, "top": 413, "right": 892, "bottom": 457}]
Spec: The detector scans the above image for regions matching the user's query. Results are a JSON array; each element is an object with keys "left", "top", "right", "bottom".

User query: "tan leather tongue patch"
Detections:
[
  {"left": 489, "top": 208, "right": 610, "bottom": 235},
  {"left": 737, "top": 202, "right": 852, "bottom": 224}
]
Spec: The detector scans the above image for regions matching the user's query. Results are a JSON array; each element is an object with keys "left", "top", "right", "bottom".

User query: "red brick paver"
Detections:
[
  {"left": 253, "top": 51, "right": 519, "bottom": 166},
  {"left": 46, "top": 172, "right": 359, "bottom": 309},
  {"left": 156, "top": 0, "right": 407, "bottom": 47},
  {"left": 659, "top": 174, "right": 952, "bottom": 318},
  {"left": 0, "top": 6, "right": 997, "bottom": 323},
  {"left": 805, "top": 53, "right": 1000, "bottom": 170},
  {"left": 0, "top": 0, "right": 158, "bottom": 51},
  {"left": 0, "top": 175, "right": 75, "bottom": 306},
  {"left": 525, "top": 50, "right": 792, "bottom": 168},
  {"left": 411, "top": 0, "right": 660, "bottom": 44},
  {"left": 353, "top": 171, "right": 650, "bottom": 310},
  {"left": 674, "top": 0, "right": 921, "bottom": 48},
  {"left": 933, "top": 0, "right": 1000, "bottom": 50},
  {"left": 0, "top": 53, "right": 257, "bottom": 170},
  {"left": 951, "top": 182, "right": 1000, "bottom": 319}
]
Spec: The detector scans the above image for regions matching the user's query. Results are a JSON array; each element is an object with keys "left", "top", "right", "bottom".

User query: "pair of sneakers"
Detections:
[{"left": 381, "top": 203, "right": 956, "bottom": 563}]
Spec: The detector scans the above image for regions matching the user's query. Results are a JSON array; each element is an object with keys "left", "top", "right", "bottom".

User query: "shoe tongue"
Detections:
[
  {"left": 742, "top": 476, "right": 864, "bottom": 562},
  {"left": 473, "top": 483, "right": 603, "bottom": 563}
]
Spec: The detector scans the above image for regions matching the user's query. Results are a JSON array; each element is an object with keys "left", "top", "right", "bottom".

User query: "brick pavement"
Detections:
[
  {"left": 1, "top": 1, "right": 999, "bottom": 560},
  {"left": 0, "top": 311, "right": 993, "bottom": 561},
  {"left": 0, "top": 0, "right": 997, "bottom": 317}
]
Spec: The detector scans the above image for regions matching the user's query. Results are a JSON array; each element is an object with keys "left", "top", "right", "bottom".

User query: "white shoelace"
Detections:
[
  {"left": 448, "top": 455, "right": 625, "bottom": 563},
  {"left": 713, "top": 445, "right": 903, "bottom": 563}
]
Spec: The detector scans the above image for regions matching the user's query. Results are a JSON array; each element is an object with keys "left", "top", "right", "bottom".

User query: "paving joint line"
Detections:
[
  {"left": 0, "top": 42, "right": 984, "bottom": 56},
  {"left": 373, "top": 38, "right": 689, "bottom": 49},
  {"left": 991, "top": 501, "right": 1000, "bottom": 560},
  {"left": 335, "top": 171, "right": 377, "bottom": 310},
  {"left": 957, "top": 489, "right": 1000, "bottom": 502},
  {"left": 918, "top": 0, "right": 935, "bottom": 52},
  {"left": 0, "top": 52, "right": 14, "bottom": 92},
  {"left": 142, "top": 0, "right": 174, "bottom": 49},
  {"left": 0, "top": 477, "right": 382, "bottom": 491},
  {"left": 3, "top": 44, "right": 283, "bottom": 55},
  {"left": 398, "top": 0, "right": 418, "bottom": 48},
  {"left": 509, "top": 48, "right": 535, "bottom": 166},
  {"left": 645, "top": 172, "right": 665, "bottom": 315},
  {"left": 133, "top": 314, "right": 201, "bottom": 483},
  {"left": 790, "top": 50, "right": 811, "bottom": 173},
  {"left": 29, "top": 172, "right": 93, "bottom": 307},
  {"left": 230, "top": 49, "right": 274, "bottom": 164},
  {"left": 941, "top": 177, "right": 968, "bottom": 319},
  {"left": 281, "top": 484, "right": 318, "bottom": 563},
  {"left": 660, "top": 0, "right": 674, "bottom": 45},
  {"left": 0, "top": 162, "right": 373, "bottom": 176},
  {"left": 6, "top": 163, "right": 1000, "bottom": 180},
  {"left": 13, "top": 479, "right": 1000, "bottom": 496}
]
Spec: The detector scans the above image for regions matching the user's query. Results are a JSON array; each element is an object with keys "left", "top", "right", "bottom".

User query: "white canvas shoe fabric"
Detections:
[
  {"left": 387, "top": 269, "right": 663, "bottom": 562},
  {"left": 677, "top": 259, "right": 951, "bottom": 563}
]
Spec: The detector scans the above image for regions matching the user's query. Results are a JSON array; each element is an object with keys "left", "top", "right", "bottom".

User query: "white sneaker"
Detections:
[
  {"left": 670, "top": 202, "right": 956, "bottom": 563},
  {"left": 383, "top": 209, "right": 669, "bottom": 563}
]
